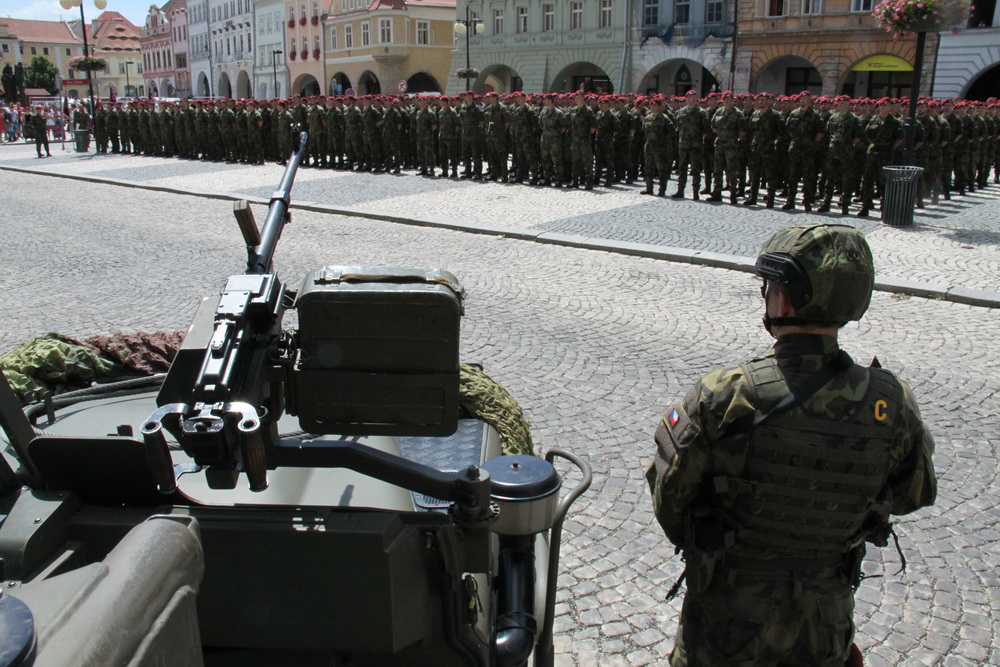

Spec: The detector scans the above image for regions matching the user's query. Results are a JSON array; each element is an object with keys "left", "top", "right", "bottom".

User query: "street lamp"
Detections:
[
  {"left": 271, "top": 49, "right": 282, "bottom": 98},
  {"left": 454, "top": 6, "right": 484, "bottom": 90},
  {"left": 60, "top": 0, "right": 106, "bottom": 118},
  {"left": 125, "top": 60, "right": 133, "bottom": 97}
]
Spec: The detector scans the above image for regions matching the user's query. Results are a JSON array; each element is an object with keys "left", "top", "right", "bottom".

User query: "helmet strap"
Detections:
[{"left": 762, "top": 314, "right": 811, "bottom": 335}]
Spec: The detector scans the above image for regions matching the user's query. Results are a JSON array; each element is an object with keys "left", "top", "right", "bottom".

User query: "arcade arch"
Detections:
[
  {"left": 638, "top": 59, "right": 720, "bottom": 96},
  {"left": 755, "top": 56, "right": 822, "bottom": 96},
  {"left": 549, "top": 62, "right": 613, "bottom": 94}
]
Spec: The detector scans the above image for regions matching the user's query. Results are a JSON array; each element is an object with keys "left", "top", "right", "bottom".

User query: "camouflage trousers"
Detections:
[
  {"left": 644, "top": 147, "right": 673, "bottom": 193},
  {"left": 670, "top": 566, "right": 854, "bottom": 667}
]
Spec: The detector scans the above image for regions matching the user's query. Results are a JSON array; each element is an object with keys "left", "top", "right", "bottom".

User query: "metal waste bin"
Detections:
[
  {"left": 74, "top": 129, "right": 91, "bottom": 153},
  {"left": 881, "top": 166, "right": 923, "bottom": 227}
]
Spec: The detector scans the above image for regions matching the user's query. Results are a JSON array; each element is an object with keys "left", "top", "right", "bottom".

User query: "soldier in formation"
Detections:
[{"left": 106, "top": 92, "right": 998, "bottom": 215}]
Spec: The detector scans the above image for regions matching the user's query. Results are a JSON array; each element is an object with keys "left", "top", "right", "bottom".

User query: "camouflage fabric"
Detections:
[
  {"left": 647, "top": 334, "right": 936, "bottom": 666},
  {"left": 758, "top": 223, "right": 874, "bottom": 323},
  {"left": 459, "top": 364, "right": 534, "bottom": 457},
  {"left": 1, "top": 333, "right": 117, "bottom": 400}
]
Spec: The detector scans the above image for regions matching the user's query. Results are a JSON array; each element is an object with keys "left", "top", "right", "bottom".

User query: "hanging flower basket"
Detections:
[
  {"left": 300, "top": 49, "right": 308, "bottom": 60},
  {"left": 69, "top": 56, "right": 109, "bottom": 73},
  {"left": 299, "top": 16, "right": 307, "bottom": 26},
  {"left": 872, "top": 0, "right": 971, "bottom": 37},
  {"left": 311, "top": 15, "right": 319, "bottom": 26},
  {"left": 312, "top": 48, "right": 321, "bottom": 60},
  {"left": 288, "top": 18, "right": 295, "bottom": 28},
  {"left": 289, "top": 50, "right": 297, "bottom": 60},
  {"left": 456, "top": 67, "right": 480, "bottom": 79}
]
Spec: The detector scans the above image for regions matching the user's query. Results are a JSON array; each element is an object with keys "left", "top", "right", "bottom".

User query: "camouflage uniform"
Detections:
[
  {"left": 820, "top": 109, "right": 863, "bottom": 213},
  {"left": 594, "top": 103, "right": 617, "bottom": 186},
  {"left": 414, "top": 102, "right": 438, "bottom": 176},
  {"left": 509, "top": 98, "right": 539, "bottom": 184},
  {"left": 568, "top": 100, "right": 597, "bottom": 189},
  {"left": 783, "top": 103, "right": 825, "bottom": 210},
  {"left": 648, "top": 224, "right": 936, "bottom": 667},
  {"left": 672, "top": 103, "right": 709, "bottom": 199},
  {"left": 459, "top": 97, "right": 484, "bottom": 179},
  {"left": 94, "top": 106, "right": 109, "bottom": 153},
  {"left": 436, "top": 101, "right": 461, "bottom": 177},
  {"left": 859, "top": 111, "right": 902, "bottom": 215},
  {"left": 382, "top": 102, "right": 404, "bottom": 174},
  {"left": 483, "top": 97, "right": 510, "bottom": 182},
  {"left": 106, "top": 106, "right": 120, "bottom": 153},
  {"left": 537, "top": 102, "right": 566, "bottom": 187},
  {"left": 642, "top": 103, "right": 677, "bottom": 196},
  {"left": 709, "top": 102, "right": 746, "bottom": 204},
  {"left": 746, "top": 104, "right": 781, "bottom": 207}
]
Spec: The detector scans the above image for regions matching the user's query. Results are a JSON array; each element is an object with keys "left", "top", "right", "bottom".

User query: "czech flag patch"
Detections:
[{"left": 668, "top": 409, "right": 680, "bottom": 427}]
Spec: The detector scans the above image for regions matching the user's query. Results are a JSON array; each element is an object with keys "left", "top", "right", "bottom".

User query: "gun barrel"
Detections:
[{"left": 248, "top": 130, "right": 309, "bottom": 275}]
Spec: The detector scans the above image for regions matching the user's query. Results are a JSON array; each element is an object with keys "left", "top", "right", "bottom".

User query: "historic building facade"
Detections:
[
  {"left": 630, "top": 0, "right": 735, "bottom": 96},
  {"left": 932, "top": 0, "right": 1000, "bottom": 99},
  {"left": 324, "top": 0, "right": 456, "bottom": 96},
  {"left": 283, "top": 0, "right": 324, "bottom": 95},
  {"left": 188, "top": 0, "right": 212, "bottom": 96},
  {"left": 449, "top": 0, "right": 627, "bottom": 94},
  {"left": 734, "top": 0, "right": 934, "bottom": 98},
  {"left": 168, "top": 0, "right": 192, "bottom": 98},
  {"left": 209, "top": 0, "right": 255, "bottom": 98},
  {"left": 0, "top": 18, "right": 87, "bottom": 99},
  {"left": 253, "top": 0, "right": 288, "bottom": 98},
  {"left": 141, "top": 2, "right": 178, "bottom": 97}
]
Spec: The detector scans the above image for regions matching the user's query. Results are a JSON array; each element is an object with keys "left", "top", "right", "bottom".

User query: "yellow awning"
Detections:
[{"left": 852, "top": 55, "right": 913, "bottom": 72}]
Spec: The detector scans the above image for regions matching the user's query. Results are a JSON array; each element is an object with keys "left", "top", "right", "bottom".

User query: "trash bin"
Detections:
[
  {"left": 881, "top": 166, "right": 924, "bottom": 227},
  {"left": 74, "top": 129, "right": 91, "bottom": 153}
]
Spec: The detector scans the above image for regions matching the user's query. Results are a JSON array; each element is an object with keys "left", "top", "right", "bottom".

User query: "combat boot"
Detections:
[
  {"left": 857, "top": 205, "right": 870, "bottom": 218},
  {"left": 643, "top": 184, "right": 654, "bottom": 195},
  {"left": 781, "top": 198, "right": 796, "bottom": 211},
  {"left": 707, "top": 190, "right": 722, "bottom": 202},
  {"left": 744, "top": 195, "right": 758, "bottom": 206},
  {"left": 817, "top": 200, "right": 831, "bottom": 213},
  {"left": 658, "top": 184, "right": 666, "bottom": 197},
  {"left": 765, "top": 192, "right": 775, "bottom": 208},
  {"left": 840, "top": 201, "right": 850, "bottom": 216},
  {"left": 692, "top": 179, "right": 701, "bottom": 201}
]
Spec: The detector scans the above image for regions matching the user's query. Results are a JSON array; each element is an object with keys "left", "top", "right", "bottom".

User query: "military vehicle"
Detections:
[{"left": 0, "top": 133, "right": 591, "bottom": 666}]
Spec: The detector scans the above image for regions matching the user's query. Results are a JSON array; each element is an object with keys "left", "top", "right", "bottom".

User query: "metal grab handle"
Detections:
[{"left": 535, "top": 447, "right": 593, "bottom": 667}]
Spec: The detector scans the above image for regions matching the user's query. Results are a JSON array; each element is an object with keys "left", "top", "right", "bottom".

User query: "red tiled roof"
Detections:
[{"left": 0, "top": 18, "right": 80, "bottom": 44}]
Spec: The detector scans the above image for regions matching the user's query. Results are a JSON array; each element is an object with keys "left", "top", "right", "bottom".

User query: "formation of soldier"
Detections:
[{"left": 81, "top": 90, "right": 1000, "bottom": 217}]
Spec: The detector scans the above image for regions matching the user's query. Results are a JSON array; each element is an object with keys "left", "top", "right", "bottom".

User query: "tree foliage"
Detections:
[{"left": 25, "top": 56, "right": 59, "bottom": 95}]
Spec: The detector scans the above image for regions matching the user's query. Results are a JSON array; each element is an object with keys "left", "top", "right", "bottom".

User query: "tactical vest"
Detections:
[{"left": 714, "top": 358, "right": 901, "bottom": 563}]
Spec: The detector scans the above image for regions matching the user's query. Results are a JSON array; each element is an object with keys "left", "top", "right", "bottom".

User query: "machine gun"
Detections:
[
  {"left": 0, "top": 135, "right": 592, "bottom": 666},
  {"left": 142, "top": 131, "right": 308, "bottom": 492}
]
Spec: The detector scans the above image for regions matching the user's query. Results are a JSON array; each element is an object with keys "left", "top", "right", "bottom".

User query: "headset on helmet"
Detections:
[{"left": 755, "top": 224, "right": 875, "bottom": 328}]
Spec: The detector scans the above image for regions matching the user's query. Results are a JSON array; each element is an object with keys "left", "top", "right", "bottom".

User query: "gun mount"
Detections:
[{"left": 0, "top": 131, "right": 591, "bottom": 666}]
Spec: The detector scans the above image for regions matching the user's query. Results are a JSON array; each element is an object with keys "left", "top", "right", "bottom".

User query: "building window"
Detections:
[
  {"left": 642, "top": 0, "right": 659, "bottom": 26},
  {"left": 570, "top": 1, "right": 583, "bottom": 29},
  {"left": 30, "top": 46, "right": 37, "bottom": 55},
  {"left": 331, "top": 26, "right": 338, "bottom": 48},
  {"left": 290, "top": 37, "right": 296, "bottom": 53},
  {"left": 1, "top": 44, "right": 8, "bottom": 53},
  {"left": 599, "top": 0, "right": 613, "bottom": 27},
  {"left": 344, "top": 24, "right": 353, "bottom": 47},
  {"left": 493, "top": 8, "right": 503, "bottom": 33},
  {"left": 361, "top": 21, "right": 370, "bottom": 45},
  {"left": 802, "top": 0, "right": 822, "bottom": 13},
  {"left": 416, "top": 20, "right": 429, "bottom": 44},
  {"left": 851, "top": 0, "right": 872, "bottom": 10},
  {"left": 785, "top": 67, "right": 821, "bottom": 94},
  {"left": 767, "top": 0, "right": 786, "bottom": 15},
  {"left": 542, "top": 4, "right": 554, "bottom": 30},
  {"left": 516, "top": 6, "right": 528, "bottom": 33},
  {"left": 674, "top": 0, "right": 690, "bottom": 23},
  {"left": 379, "top": 17, "right": 392, "bottom": 42},
  {"left": 705, "top": 0, "right": 723, "bottom": 21}
]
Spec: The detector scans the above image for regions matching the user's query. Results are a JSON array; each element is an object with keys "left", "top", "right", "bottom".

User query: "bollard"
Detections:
[{"left": 881, "top": 166, "right": 924, "bottom": 227}]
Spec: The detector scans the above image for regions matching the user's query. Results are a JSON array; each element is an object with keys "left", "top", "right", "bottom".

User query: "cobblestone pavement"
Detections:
[
  {"left": 1, "top": 140, "right": 998, "bottom": 304},
  {"left": 1, "top": 153, "right": 999, "bottom": 666}
]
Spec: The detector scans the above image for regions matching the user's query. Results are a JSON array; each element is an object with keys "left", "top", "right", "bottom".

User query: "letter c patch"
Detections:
[{"left": 874, "top": 400, "right": 888, "bottom": 422}]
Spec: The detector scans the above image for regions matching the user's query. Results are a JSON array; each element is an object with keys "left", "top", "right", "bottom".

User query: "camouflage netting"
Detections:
[
  {"left": 459, "top": 363, "right": 536, "bottom": 457},
  {"left": 0, "top": 331, "right": 184, "bottom": 403}
]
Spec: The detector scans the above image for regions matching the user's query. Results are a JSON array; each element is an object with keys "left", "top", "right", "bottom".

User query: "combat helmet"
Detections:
[{"left": 755, "top": 224, "right": 874, "bottom": 325}]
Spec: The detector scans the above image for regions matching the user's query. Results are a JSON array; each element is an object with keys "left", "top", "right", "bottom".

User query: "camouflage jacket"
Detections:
[
  {"left": 675, "top": 105, "right": 709, "bottom": 150},
  {"left": 647, "top": 334, "right": 936, "bottom": 550}
]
